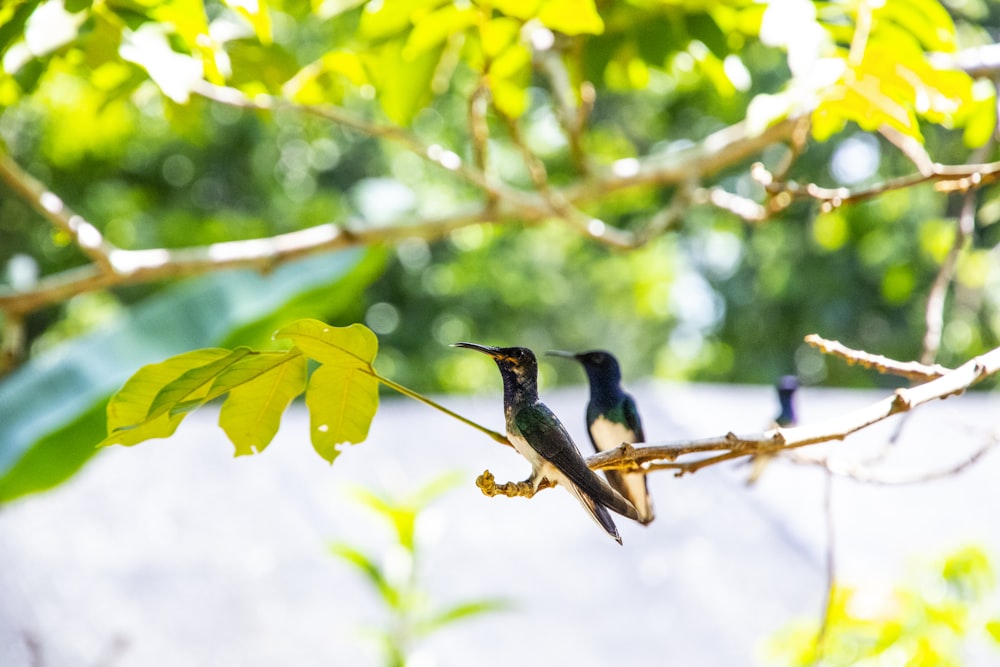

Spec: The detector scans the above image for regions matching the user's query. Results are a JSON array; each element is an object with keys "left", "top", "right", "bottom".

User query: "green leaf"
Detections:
[
  {"left": 226, "top": 39, "right": 301, "bottom": 95},
  {"left": 986, "top": 619, "right": 1000, "bottom": 644},
  {"left": 489, "top": 43, "right": 531, "bottom": 117},
  {"left": 406, "top": 470, "right": 465, "bottom": 507},
  {"left": 99, "top": 348, "right": 231, "bottom": 448},
  {"left": 106, "top": 348, "right": 231, "bottom": 432},
  {"left": 1, "top": 251, "right": 369, "bottom": 502},
  {"left": 0, "top": 1, "right": 41, "bottom": 60},
  {"left": 284, "top": 50, "right": 368, "bottom": 104},
  {"left": 349, "top": 486, "right": 419, "bottom": 550},
  {"left": 538, "top": 0, "right": 604, "bottom": 36},
  {"left": 146, "top": 347, "right": 254, "bottom": 420},
  {"left": 421, "top": 599, "right": 511, "bottom": 634},
  {"left": 962, "top": 86, "right": 997, "bottom": 147},
  {"left": 368, "top": 39, "right": 446, "bottom": 126},
  {"left": 687, "top": 12, "right": 727, "bottom": 59},
  {"left": 876, "top": 0, "right": 956, "bottom": 52},
  {"left": 304, "top": 363, "right": 379, "bottom": 463},
  {"left": 492, "top": 0, "right": 540, "bottom": 21},
  {"left": 223, "top": 0, "right": 273, "bottom": 44},
  {"left": 403, "top": 4, "right": 476, "bottom": 60},
  {"left": 217, "top": 351, "right": 308, "bottom": 456},
  {"left": 99, "top": 412, "right": 188, "bottom": 448},
  {"left": 0, "top": 404, "right": 105, "bottom": 503},
  {"left": 330, "top": 542, "right": 400, "bottom": 608},
  {"left": 273, "top": 319, "right": 378, "bottom": 368}
]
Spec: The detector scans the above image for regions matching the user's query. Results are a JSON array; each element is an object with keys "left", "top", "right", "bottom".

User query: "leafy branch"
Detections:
[{"left": 99, "top": 320, "right": 507, "bottom": 464}]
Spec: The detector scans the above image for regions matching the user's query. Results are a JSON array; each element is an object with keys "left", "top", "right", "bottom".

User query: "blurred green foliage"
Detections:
[
  {"left": 2, "top": 0, "right": 1000, "bottom": 496},
  {"left": 331, "top": 473, "right": 509, "bottom": 667},
  {"left": 766, "top": 545, "right": 1000, "bottom": 666}
]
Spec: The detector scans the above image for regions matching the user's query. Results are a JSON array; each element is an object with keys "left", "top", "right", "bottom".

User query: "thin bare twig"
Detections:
[
  {"left": 499, "top": 111, "right": 637, "bottom": 248},
  {"left": 192, "top": 82, "right": 499, "bottom": 197},
  {"left": 880, "top": 125, "right": 935, "bottom": 177},
  {"left": 922, "top": 191, "right": 976, "bottom": 364},
  {"left": 696, "top": 186, "right": 768, "bottom": 222},
  {"left": 805, "top": 334, "right": 951, "bottom": 381},
  {"left": 789, "top": 433, "right": 999, "bottom": 485},
  {"left": 535, "top": 47, "right": 590, "bottom": 174},
  {"left": 0, "top": 153, "right": 118, "bottom": 272},
  {"left": 759, "top": 160, "right": 1000, "bottom": 212},
  {"left": 469, "top": 81, "right": 491, "bottom": 176}
]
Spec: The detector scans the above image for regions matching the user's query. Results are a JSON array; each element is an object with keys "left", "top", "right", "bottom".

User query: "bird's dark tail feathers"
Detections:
[
  {"left": 592, "top": 476, "right": 641, "bottom": 522},
  {"left": 569, "top": 486, "right": 624, "bottom": 545}
]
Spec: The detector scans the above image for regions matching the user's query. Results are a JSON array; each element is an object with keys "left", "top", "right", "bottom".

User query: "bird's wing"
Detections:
[
  {"left": 622, "top": 393, "right": 645, "bottom": 443},
  {"left": 515, "top": 403, "right": 639, "bottom": 521}
]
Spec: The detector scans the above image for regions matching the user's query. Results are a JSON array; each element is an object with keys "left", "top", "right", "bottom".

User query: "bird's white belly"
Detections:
[
  {"left": 588, "top": 416, "right": 636, "bottom": 451},
  {"left": 589, "top": 415, "right": 653, "bottom": 521},
  {"left": 508, "top": 432, "right": 565, "bottom": 489}
]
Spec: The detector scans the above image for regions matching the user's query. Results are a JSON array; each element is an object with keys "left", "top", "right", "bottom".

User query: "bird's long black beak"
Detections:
[
  {"left": 452, "top": 342, "right": 502, "bottom": 357},
  {"left": 546, "top": 350, "right": 579, "bottom": 360}
]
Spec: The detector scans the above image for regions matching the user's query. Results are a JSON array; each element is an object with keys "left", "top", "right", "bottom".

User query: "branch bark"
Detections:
[{"left": 0, "top": 90, "right": 805, "bottom": 317}]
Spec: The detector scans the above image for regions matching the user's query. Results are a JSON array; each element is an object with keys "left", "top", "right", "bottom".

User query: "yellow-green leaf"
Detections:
[
  {"left": 962, "top": 83, "right": 997, "bottom": 148},
  {"left": 147, "top": 347, "right": 254, "bottom": 420},
  {"left": 403, "top": 4, "right": 476, "bottom": 60},
  {"left": 106, "top": 348, "right": 231, "bottom": 433},
  {"left": 218, "top": 351, "right": 307, "bottom": 456},
  {"left": 223, "top": 0, "right": 273, "bottom": 44},
  {"left": 492, "top": 0, "right": 541, "bottom": 21},
  {"left": 876, "top": 0, "right": 956, "bottom": 52},
  {"left": 480, "top": 17, "right": 520, "bottom": 60},
  {"left": 284, "top": 51, "right": 368, "bottom": 104},
  {"left": 98, "top": 412, "right": 188, "bottom": 448},
  {"left": 987, "top": 619, "right": 1000, "bottom": 644},
  {"left": 538, "top": 0, "right": 604, "bottom": 36},
  {"left": 273, "top": 319, "right": 378, "bottom": 369},
  {"left": 305, "top": 364, "right": 380, "bottom": 463},
  {"left": 489, "top": 42, "right": 531, "bottom": 117},
  {"left": 368, "top": 40, "right": 446, "bottom": 126}
]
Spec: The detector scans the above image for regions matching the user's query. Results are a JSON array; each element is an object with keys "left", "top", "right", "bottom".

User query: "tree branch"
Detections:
[
  {"left": 0, "top": 152, "right": 117, "bottom": 272},
  {"left": 0, "top": 206, "right": 500, "bottom": 316},
  {"left": 804, "top": 334, "right": 951, "bottom": 381},
  {"left": 921, "top": 190, "right": 976, "bottom": 364},
  {"left": 585, "top": 341, "right": 1000, "bottom": 474},
  {"left": 562, "top": 116, "right": 801, "bottom": 203},
  {"left": 758, "top": 159, "right": 1000, "bottom": 212}
]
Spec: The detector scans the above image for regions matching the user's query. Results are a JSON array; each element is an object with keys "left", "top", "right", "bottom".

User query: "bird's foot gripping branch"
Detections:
[{"left": 476, "top": 471, "right": 542, "bottom": 499}]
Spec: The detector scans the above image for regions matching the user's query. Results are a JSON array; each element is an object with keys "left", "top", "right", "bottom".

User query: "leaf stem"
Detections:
[{"left": 371, "top": 372, "right": 511, "bottom": 446}]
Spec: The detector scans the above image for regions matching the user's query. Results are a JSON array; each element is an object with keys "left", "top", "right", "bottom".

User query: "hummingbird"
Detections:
[
  {"left": 453, "top": 342, "right": 640, "bottom": 544},
  {"left": 747, "top": 375, "right": 799, "bottom": 484},
  {"left": 548, "top": 350, "right": 655, "bottom": 525}
]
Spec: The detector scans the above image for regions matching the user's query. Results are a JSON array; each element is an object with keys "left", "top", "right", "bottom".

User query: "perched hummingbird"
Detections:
[
  {"left": 774, "top": 375, "right": 799, "bottom": 427},
  {"left": 747, "top": 375, "right": 799, "bottom": 484},
  {"left": 453, "top": 343, "right": 640, "bottom": 544},
  {"left": 548, "top": 350, "right": 655, "bottom": 525}
]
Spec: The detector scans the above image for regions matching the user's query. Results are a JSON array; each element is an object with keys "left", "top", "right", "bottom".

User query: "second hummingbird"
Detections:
[{"left": 549, "top": 350, "right": 655, "bottom": 525}]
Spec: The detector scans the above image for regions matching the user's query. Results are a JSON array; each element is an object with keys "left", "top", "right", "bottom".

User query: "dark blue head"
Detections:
[{"left": 548, "top": 349, "right": 624, "bottom": 401}]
